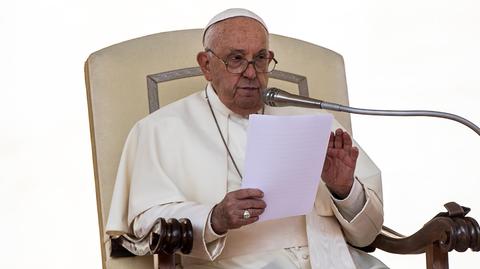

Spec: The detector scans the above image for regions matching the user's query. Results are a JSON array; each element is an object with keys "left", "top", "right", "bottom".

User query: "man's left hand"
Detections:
[{"left": 322, "top": 128, "right": 359, "bottom": 199}]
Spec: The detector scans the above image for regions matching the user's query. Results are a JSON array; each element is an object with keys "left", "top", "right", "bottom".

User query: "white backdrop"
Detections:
[{"left": 1, "top": 0, "right": 479, "bottom": 268}]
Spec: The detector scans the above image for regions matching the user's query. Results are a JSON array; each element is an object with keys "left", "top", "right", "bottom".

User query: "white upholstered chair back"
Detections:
[{"left": 85, "top": 29, "right": 351, "bottom": 269}]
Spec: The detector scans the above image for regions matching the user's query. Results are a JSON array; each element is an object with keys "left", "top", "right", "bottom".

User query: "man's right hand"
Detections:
[{"left": 210, "top": 188, "right": 266, "bottom": 235}]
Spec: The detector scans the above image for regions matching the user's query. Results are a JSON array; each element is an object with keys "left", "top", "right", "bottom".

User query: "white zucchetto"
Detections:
[{"left": 202, "top": 8, "right": 269, "bottom": 45}]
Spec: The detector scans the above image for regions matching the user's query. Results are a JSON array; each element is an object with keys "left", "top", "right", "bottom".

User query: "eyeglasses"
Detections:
[{"left": 205, "top": 48, "right": 278, "bottom": 74}]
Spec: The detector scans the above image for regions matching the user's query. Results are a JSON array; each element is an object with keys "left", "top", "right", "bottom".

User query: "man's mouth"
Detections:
[
  {"left": 236, "top": 87, "right": 260, "bottom": 97},
  {"left": 237, "top": 86, "right": 259, "bottom": 91}
]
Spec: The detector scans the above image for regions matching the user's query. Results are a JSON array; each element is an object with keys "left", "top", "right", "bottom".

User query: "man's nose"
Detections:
[{"left": 242, "top": 62, "right": 257, "bottom": 80}]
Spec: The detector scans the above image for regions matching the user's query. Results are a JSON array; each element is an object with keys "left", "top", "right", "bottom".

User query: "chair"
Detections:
[{"left": 85, "top": 29, "right": 479, "bottom": 269}]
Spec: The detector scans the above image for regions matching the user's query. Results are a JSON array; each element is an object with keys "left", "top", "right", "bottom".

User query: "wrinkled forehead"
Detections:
[{"left": 204, "top": 17, "right": 269, "bottom": 52}]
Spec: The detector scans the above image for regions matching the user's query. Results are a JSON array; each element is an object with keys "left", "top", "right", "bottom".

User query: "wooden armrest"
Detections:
[
  {"left": 364, "top": 202, "right": 479, "bottom": 269},
  {"left": 369, "top": 202, "right": 479, "bottom": 254},
  {"left": 110, "top": 217, "right": 193, "bottom": 267}
]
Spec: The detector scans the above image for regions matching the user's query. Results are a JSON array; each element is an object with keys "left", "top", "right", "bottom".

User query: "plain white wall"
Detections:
[{"left": 1, "top": 0, "right": 479, "bottom": 268}]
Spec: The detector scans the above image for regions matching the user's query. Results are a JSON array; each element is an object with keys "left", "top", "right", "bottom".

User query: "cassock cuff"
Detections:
[
  {"left": 204, "top": 207, "right": 227, "bottom": 243},
  {"left": 330, "top": 177, "right": 366, "bottom": 221}
]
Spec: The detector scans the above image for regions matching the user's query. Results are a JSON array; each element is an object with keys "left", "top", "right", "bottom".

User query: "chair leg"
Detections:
[
  {"left": 155, "top": 253, "right": 175, "bottom": 269},
  {"left": 426, "top": 243, "right": 448, "bottom": 269}
]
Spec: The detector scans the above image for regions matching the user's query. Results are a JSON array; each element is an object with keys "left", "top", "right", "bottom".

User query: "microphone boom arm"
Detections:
[
  {"left": 324, "top": 102, "right": 480, "bottom": 136},
  {"left": 263, "top": 87, "right": 480, "bottom": 136}
]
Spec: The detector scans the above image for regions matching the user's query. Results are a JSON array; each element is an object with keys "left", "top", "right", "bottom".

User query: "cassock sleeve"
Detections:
[
  {"left": 320, "top": 121, "right": 384, "bottom": 247},
  {"left": 329, "top": 143, "right": 384, "bottom": 247},
  {"left": 331, "top": 177, "right": 366, "bottom": 221},
  {"left": 106, "top": 120, "right": 226, "bottom": 260}
]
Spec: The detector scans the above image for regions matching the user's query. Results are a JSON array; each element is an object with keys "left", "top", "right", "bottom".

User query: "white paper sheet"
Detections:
[{"left": 241, "top": 114, "right": 333, "bottom": 221}]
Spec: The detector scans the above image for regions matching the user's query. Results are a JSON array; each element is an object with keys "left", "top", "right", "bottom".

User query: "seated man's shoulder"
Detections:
[{"left": 138, "top": 90, "right": 205, "bottom": 126}]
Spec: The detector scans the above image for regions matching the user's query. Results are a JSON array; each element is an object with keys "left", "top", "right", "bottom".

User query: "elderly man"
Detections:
[{"left": 107, "top": 8, "right": 387, "bottom": 269}]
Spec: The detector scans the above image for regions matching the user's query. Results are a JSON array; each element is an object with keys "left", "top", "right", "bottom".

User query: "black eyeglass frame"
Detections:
[{"left": 205, "top": 48, "right": 278, "bottom": 74}]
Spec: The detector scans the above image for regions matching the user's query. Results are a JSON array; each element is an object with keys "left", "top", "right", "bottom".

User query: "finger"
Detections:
[
  {"left": 240, "top": 210, "right": 262, "bottom": 226},
  {"left": 228, "top": 210, "right": 262, "bottom": 229},
  {"left": 326, "top": 148, "right": 339, "bottom": 158},
  {"left": 238, "top": 199, "right": 267, "bottom": 210},
  {"left": 249, "top": 208, "right": 265, "bottom": 217},
  {"left": 328, "top": 132, "right": 334, "bottom": 148},
  {"left": 235, "top": 208, "right": 265, "bottom": 218},
  {"left": 334, "top": 128, "right": 343, "bottom": 148},
  {"left": 242, "top": 216, "right": 260, "bottom": 226},
  {"left": 323, "top": 155, "right": 332, "bottom": 171},
  {"left": 340, "top": 146, "right": 359, "bottom": 168},
  {"left": 342, "top": 132, "right": 353, "bottom": 151},
  {"left": 350, "top": 146, "right": 359, "bottom": 161},
  {"left": 233, "top": 188, "right": 264, "bottom": 199}
]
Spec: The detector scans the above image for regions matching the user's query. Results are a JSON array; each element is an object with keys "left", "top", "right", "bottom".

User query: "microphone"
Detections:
[
  {"left": 262, "top": 87, "right": 343, "bottom": 111},
  {"left": 262, "top": 87, "right": 480, "bottom": 136}
]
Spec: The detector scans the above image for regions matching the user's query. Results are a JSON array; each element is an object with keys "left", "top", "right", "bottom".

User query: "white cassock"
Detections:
[{"left": 106, "top": 83, "right": 388, "bottom": 269}]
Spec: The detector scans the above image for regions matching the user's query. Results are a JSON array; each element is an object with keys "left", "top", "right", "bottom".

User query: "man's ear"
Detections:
[
  {"left": 197, "top": 51, "right": 212, "bottom": 81},
  {"left": 269, "top": 50, "right": 275, "bottom": 59}
]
